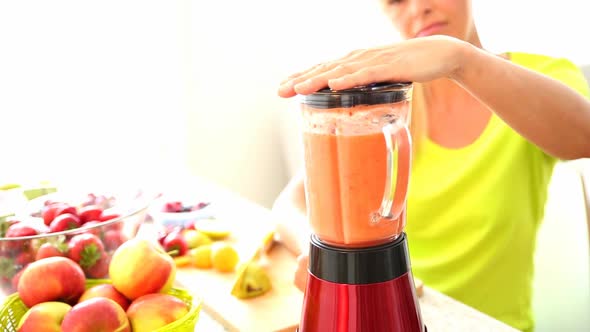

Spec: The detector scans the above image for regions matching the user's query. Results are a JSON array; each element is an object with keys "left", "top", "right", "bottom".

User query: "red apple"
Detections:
[
  {"left": 18, "top": 256, "right": 86, "bottom": 307},
  {"left": 109, "top": 239, "right": 176, "bottom": 300},
  {"left": 11, "top": 269, "right": 23, "bottom": 289},
  {"left": 126, "top": 293, "right": 189, "bottom": 331},
  {"left": 61, "top": 297, "right": 130, "bottom": 332},
  {"left": 17, "top": 301, "right": 72, "bottom": 332},
  {"left": 78, "top": 284, "right": 130, "bottom": 311}
]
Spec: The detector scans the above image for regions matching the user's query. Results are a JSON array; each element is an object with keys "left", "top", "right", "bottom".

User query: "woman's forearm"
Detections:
[
  {"left": 453, "top": 43, "right": 590, "bottom": 160},
  {"left": 272, "top": 172, "right": 310, "bottom": 256}
]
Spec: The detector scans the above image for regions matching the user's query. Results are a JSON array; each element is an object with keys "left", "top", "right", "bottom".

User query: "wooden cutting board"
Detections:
[
  {"left": 176, "top": 239, "right": 423, "bottom": 332},
  {"left": 176, "top": 241, "right": 303, "bottom": 332}
]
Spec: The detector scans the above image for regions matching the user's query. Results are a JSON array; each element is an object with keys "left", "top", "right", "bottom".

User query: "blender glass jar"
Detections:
[{"left": 300, "top": 82, "right": 413, "bottom": 247}]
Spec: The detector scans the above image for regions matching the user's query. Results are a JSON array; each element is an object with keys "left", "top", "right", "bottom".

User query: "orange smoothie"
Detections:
[{"left": 302, "top": 105, "right": 411, "bottom": 248}]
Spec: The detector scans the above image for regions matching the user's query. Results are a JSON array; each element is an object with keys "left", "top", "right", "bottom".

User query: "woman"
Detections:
[{"left": 273, "top": 0, "right": 590, "bottom": 331}]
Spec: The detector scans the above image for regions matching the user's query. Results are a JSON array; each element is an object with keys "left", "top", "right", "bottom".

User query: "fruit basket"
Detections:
[
  {"left": 0, "top": 189, "right": 156, "bottom": 296},
  {"left": 0, "top": 279, "right": 202, "bottom": 332}
]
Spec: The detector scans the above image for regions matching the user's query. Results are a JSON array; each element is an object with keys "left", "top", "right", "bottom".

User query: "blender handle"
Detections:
[{"left": 379, "top": 122, "right": 412, "bottom": 221}]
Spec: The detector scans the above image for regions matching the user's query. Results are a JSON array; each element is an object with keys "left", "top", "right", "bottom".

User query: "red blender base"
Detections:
[{"left": 299, "top": 233, "right": 425, "bottom": 332}]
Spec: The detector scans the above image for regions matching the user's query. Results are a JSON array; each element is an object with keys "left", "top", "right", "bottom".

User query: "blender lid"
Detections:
[{"left": 301, "top": 82, "right": 412, "bottom": 109}]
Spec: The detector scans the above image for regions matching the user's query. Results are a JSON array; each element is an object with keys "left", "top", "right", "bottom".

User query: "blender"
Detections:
[{"left": 298, "top": 82, "right": 425, "bottom": 332}]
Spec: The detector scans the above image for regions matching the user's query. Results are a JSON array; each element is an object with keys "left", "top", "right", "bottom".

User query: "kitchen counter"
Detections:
[
  {"left": 152, "top": 176, "right": 519, "bottom": 332},
  {"left": 193, "top": 286, "right": 518, "bottom": 332}
]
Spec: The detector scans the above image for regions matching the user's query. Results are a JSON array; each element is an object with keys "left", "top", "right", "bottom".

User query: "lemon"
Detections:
[
  {"left": 211, "top": 242, "right": 239, "bottom": 273},
  {"left": 191, "top": 245, "right": 213, "bottom": 269}
]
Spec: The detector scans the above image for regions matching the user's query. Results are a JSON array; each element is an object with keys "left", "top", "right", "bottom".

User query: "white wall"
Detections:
[
  {"left": 0, "top": 1, "right": 188, "bottom": 191},
  {"left": 0, "top": 0, "right": 588, "bottom": 208}
]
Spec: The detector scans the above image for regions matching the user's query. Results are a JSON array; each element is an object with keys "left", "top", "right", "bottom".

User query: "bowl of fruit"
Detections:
[
  {"left": 0, "top": 189, "right": 156, "bottom": 297},
  {"left": 149, "top": 196, "right": 215, "bottom": 229}
]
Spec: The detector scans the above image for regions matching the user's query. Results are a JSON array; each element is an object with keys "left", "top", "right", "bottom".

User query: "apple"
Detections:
[
  {"left": 11, "top": 269, "right": 23, "bottom": 291},
  {"left": 17, "top": 301, "right": 72, "bottom": 332},
  {"left": 78, "top": 284, "right": 130, "bottom": 311},
  {"left": 126, "top": 293, "right": 189, "bottom": 332},
  {"left": 61, "top": 297, "right": 130, "bottom": 332},
  {"left": 109, "top": 239, "right": 176, "bottom": 300},
  {"left": 18, "top": 256, "right": 86, "bottom": 307}
]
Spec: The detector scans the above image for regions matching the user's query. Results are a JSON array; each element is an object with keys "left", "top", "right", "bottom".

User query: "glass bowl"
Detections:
[
  {"left": 148, "top": 194, "right": 215, "bottom": 230},
  {"left": 0, "top": 189, "right": 156, "bottom": 297}
]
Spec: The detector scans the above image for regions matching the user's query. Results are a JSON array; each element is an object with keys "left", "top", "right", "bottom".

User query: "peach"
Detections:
[
  {"left": 61, "top": 297, "right": 130, "bottom": 332},
  {"left": 78, "top": 284, "right": 130, "bottom": 311},
  {"left": 17, "top": 301, "right": 71, "bottom": 332},
  {"left": 109, "top": 239, "right": 176, "bottom": 300},
  {"left": 126, "top": 293, "right": 189, "bottom": 332},
  {"left": 18, "top": 257, "right": 86, "bottom": 307}
]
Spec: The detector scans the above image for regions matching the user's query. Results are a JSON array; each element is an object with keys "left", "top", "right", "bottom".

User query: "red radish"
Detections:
[
  {"left": 84, "top": 254, "right": 110, "bottom": 279},
  {"left": 103, "top": 230, "right": 126, "bottom": 251},
  {"left": 6, "top": 223, "right": 38, "bottom": 238},
  {"left": 99, "top": 214, "right": 120, "bottom": 222},
  {"left": 67, "top": 234, "right": 105, "bottom": 270},
  {"left": 15, "top": 252, "right": 34, "bottom": 266},
  {"left": 35, "top": 242, "right": 67, "bottom": 261},
  {"left": 162, "top": 231, "right": 188, "bottom": 257},
  {"left": 49, "top": 214, "right": 81, "bottom": 233},
  {"left": 54, "top": 205, "right": 78, "bottom": 219},
  {"left": 78, "top": 206, "right": 103, "bottom": 225}
]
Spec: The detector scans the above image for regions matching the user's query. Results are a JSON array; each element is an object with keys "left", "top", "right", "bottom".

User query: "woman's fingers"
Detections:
[
  {"left": 328, "top": 64, "right": 401, "bottom": 91},
  {"left": 278, "top": 49, "right": 373, "bottom": 97},
  {"left": 292, "top": 62, "right": 361, "bottom": 95},
  {"left": 279, "top": 62, "right": 338, "bottom": 97},
  {"left": 294, "top": 254, "right": 309, "bottom": 292}
]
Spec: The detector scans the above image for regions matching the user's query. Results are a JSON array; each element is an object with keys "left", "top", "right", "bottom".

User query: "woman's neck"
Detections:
[{"left": 422, "top": 27, "right": 484, "bottom": 110}]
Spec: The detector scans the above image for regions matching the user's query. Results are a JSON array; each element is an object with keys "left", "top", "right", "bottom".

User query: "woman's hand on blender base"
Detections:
[
  {"left": 278, "top": 35, "right": 470, "bottom": 97},
  {"left": 294, "top": 254, "right": 310, "bottom": 292}
]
